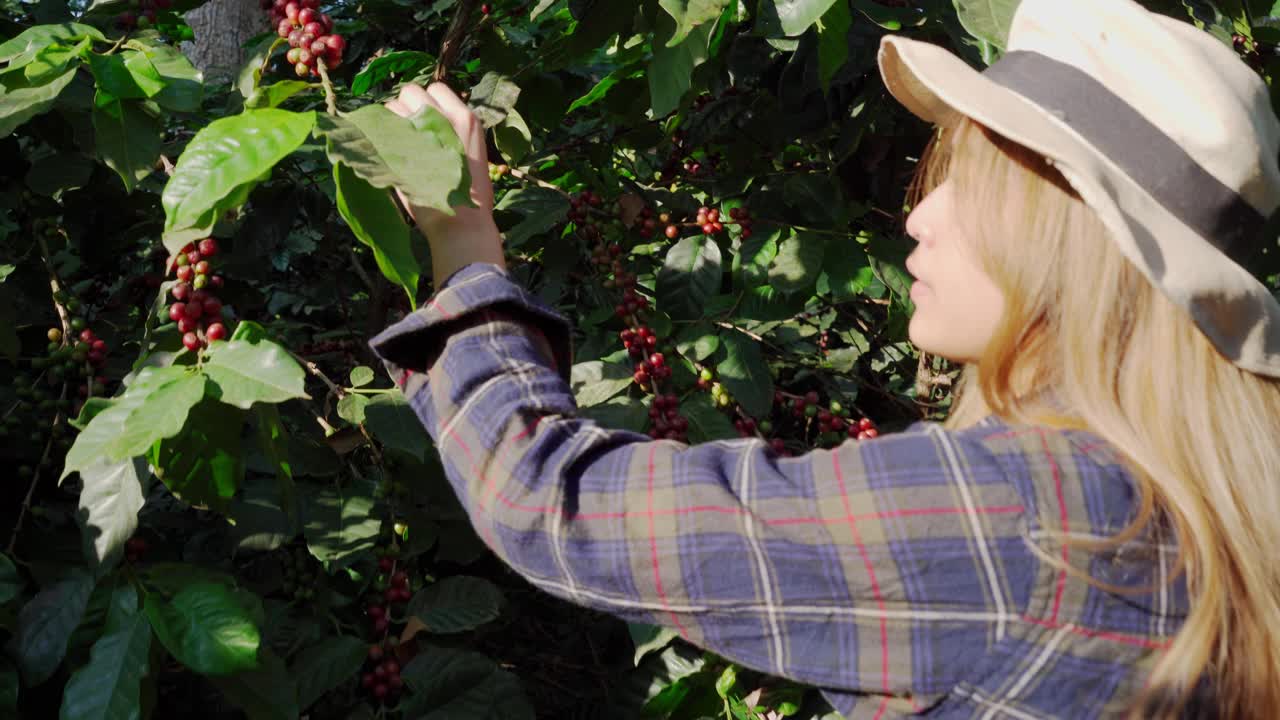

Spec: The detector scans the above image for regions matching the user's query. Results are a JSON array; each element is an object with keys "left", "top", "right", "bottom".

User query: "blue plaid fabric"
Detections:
[{"left": 370, "top": 264, "right": 1189, "bottom": 719}]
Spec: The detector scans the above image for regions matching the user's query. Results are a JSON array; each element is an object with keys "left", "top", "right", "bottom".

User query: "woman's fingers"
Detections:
[{"left": 384, "top": 98, "right": 411, "bottom": 118}]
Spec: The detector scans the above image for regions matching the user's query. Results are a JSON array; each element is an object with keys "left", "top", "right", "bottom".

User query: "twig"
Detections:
[
  {"left": 316, "top": 60, "right": 338, "bottom": 116},
  {"left": 508, "top": 166, "right": 568, "bottom": 196},
  {"left": 347, "top": 246, "right": 377, "bottom": 291},
  {"left": 7, "top": 434, "right": 57, "bottom": 555},
  {"left": 287, "top": 348, "right": 345, "bottom": 400},
  {"left": 433, "top": 0, "right": 479, "bottom": 83},
  {"left": 258, "top": 37, "right": 285, "bottom": 83}
]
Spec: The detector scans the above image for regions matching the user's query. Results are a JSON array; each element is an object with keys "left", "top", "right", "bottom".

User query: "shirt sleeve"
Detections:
[{"left": 369, "top": 263, "right": 1037, "bottom": 714}]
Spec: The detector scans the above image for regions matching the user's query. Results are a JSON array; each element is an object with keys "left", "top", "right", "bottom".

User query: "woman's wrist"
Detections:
[{"left": 423, "top": 216, "right": 506, "bottom": 289}]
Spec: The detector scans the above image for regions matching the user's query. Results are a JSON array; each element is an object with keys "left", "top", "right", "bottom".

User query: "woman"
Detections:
[{"left": 371, "top": 0, "right": 1280, "bottom": 716}]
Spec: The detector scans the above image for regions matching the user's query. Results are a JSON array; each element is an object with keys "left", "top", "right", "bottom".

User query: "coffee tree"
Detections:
[{"left": 2, "top": 0, "right": 1278, "bottom": 718}]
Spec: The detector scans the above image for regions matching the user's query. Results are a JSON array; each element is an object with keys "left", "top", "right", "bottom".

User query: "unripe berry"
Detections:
[
  {"left": 295, "top": 61, "right": 310, "bottom": 77},
  {"left": 193, "top": 274, "right": 209, "bottom": 290},
  {"left": 286, "top": 47, "right": 302, "bottom": 64},
  {"left": 47, "top": 328, "right": 61, "bottom": 343}
]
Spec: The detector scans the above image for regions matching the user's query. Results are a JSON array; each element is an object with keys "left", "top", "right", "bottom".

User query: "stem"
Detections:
[
  {"left": 288, "top": 348, "right": 345, "bottom": 400},
  {"left": 433, "top": 0, "right": 478, "bottom": 83},
  {"left": 257, "top": 37, "right": 286, "bottom": 86},
  {"left": 316, "top": 60, "right": 338, "bottom": 116},
  {"left": 7, "top": 434, "right": 56, "bottom": 555}
]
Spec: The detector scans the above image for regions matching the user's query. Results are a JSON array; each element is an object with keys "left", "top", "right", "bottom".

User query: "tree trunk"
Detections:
[{"left": 181, "top": 0, "right": 264, "bottom": 85}]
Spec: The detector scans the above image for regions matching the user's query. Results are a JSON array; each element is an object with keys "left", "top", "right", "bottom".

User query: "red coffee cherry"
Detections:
[
  {"left": 182, "top": 332, "right": 201, "bottom": 351},
  {"left": 206, "top": 323, "right": 227, "bottom": 342}
]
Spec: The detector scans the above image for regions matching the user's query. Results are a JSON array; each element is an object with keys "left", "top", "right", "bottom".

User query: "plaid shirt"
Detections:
[{"left": 370, "top": 264, "right": 1190, "bottom": 719}]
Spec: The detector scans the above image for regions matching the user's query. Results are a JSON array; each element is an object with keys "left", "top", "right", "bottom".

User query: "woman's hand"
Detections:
[{"left": 384, "top": 82, "right": 506, "bottom": 288}]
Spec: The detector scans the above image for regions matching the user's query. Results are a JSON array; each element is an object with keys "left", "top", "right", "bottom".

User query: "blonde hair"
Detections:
[{"left": 906, "top": 112, "right": 1280, "bottom": 717}]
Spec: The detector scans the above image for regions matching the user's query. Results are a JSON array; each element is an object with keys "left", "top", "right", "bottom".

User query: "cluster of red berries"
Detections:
[
  {"left": 647, "top": 394, "right": 689, "bottom": 442},
  {"left": 632, "top": 351, "right": 671, "bottom": 389},
  {"left": 619, "top": 325, "right": 658, "bottom": 358},
  {"left": 567, "top": 189, "right": 604, "bottom": 224},
  {"left": 124, "top": 536, "right": 149, "bottom": 563},
  {"left": 266, "top": 0, "right": 345, "bottom": 77},
  {"left": 1233, "top": 33, "right": 1271, "bottom": 72},
  {"left": 115, "top": 0, "right": 171, "bottom": 30},
  {"left": 366, "top": 552, "right": 411, "bottom": 636},
  {"left": 165, "top": 238, "right": 229, "bottom": 352},
  {"left": 652, "top": 205, "right": 753, "bottom": 241},
  {"left": 361, "top": 644, "right": 403, "bottom": 703},
  {"left": 630, "top": 206, "right": 661, "bottom": 239}
]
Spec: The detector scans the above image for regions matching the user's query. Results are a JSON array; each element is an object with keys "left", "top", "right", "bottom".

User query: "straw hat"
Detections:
[{"left": 878, "top": 0, "right": 1280, "bottom": 378}]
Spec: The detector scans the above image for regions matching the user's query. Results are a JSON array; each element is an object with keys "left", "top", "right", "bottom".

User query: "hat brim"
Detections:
[{"left": 877, "top": 35, "right": 1280, "bottom": 377}]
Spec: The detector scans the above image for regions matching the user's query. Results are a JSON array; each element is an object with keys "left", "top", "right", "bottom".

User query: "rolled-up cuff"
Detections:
[{"left": 368, "top": 263, "right": 573, "bottom": 383}]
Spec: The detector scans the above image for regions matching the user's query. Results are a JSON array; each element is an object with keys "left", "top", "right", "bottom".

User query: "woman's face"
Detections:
[{"left": 903, "top": 177, "right": 1006, "bottom": 365}]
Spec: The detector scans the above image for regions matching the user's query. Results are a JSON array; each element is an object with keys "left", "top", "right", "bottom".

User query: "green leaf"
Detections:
[
  {"left": 133, "top": 42, "right": 202, "bottom": 112},
  {"left": 823, "top": 242, "right": 874, "bottom": 300},
  {"left": 0, "top": 67, "right": 77, "bottom": 138},
  {"left": 657, "top": 237, "right": 723, "bottom": 321},
  {"left": 289, "top": 636, "right": 367, "bottom": 710},
  {"left": 649, "top": 13, "right": 714, "bottom": 117},
  {"left": 59, "top": 584, "right": 151, "bottom": 720},
  {"left": 144, "top": 582, "right": 260, "bottom": 676},
  {"left": 566, "top": 65, "right": 644, "bottom": 113},
  {"left": 76, "top": 457, "right": 148, "bottom": 574},
  {"left": 674, "top": 324, "right": 720, "bottom": 362},
  {"left": 245, "top": 80, "right": 312, "bottom": 109},
  {"left": 399, "top": 646, "right": 534, "bottom": 720},
  {"left": 350, "top": 51, "right": 434, "bottom": 96},
  {"left": 0, "top": 657, "right": 15, "bottom": 713},
  {"left": 162, "top": 109, "right": 316, "bottom": 233},
  {"left": 63, "top": 367, "right": 207, "bottom": 481},
  {"left": 6, "top": 569, "right": 96, "bottom": 685},
  {"left": 768, "top": 230, "right": 826, "bottom": 293},
  {"left": 570, "top": 360, "right": 635, "bottom": 407},
  {"left": 627, "top": 623, "right": 679, "bottom": 665},
  {"left": 333, "top": 162, "right": 420, "bottom": 305},
  {"left": 768, "top": 0, "right": 839, "bottom": 35},
  {"left": 204, "top": 337, "right": 307, "bottom": 409},
  {"left": 659, "top": 0, "right": 731, "bottom": 45},
  {"left": 94, "top": 99, "right": 162, "bottom": 193},
  {"left": 211, "top": 649, "right": 298, "bottom": 720},
  {"left": 86, "top": 53, "right": 153, "bottom": 100},
  {"left": 953, "top": 0, "right": 1019, "bottom": 50},
  {"left": 21, "top": 38, "right": 87, "bottom": 84},
  {"left": 350, "top": 366, "right": 375, "bottom": 387},
  {"left": 363, "top": 391, "right": 430, "bottom": 461},
  {"left": 0, "top": 553, "right": 23, "bottom": 604},
  {"left": 817, "top": 0, "right": 853, "bottom": 89},
  {"left": 579, "top": 397, "right": 649, "bottom": 433},
  {"left": 469, "top": 71, "right": 521, "bottom": 128},
  {"left": 494, "top": 186, "right": 569, "bottom": 247},
  {"left": 682, "top": 394, "right": 737, "bottom": 442},
  {"left": 0, "top": 23, "right": 104, "bottom": 64},
  {"left": 313, "top": 104, "right": 471, "bottom": 214},
  {"left": 494, "top": 107, "right": 532, "bottom": 165},
  {"left": 25, "top": 150, "right": 95, "bottom": 196},
  {"left": 301, "top": 483, "right": 381, "bottom": 569},
  {"left": 718, "top": 330, "right": 774, "bottom": 417},
  {"left": 150, "top": 399, "right": 246, "bottom": 513},
  {"left": 407, "top": 577, "right": 504, "bottom": 634},
  {"left": 337, "top": 393, "right": 369, "bottom": 425},
  {"left": 252, "top": 405, "right": 294, "bottom": 516}
]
